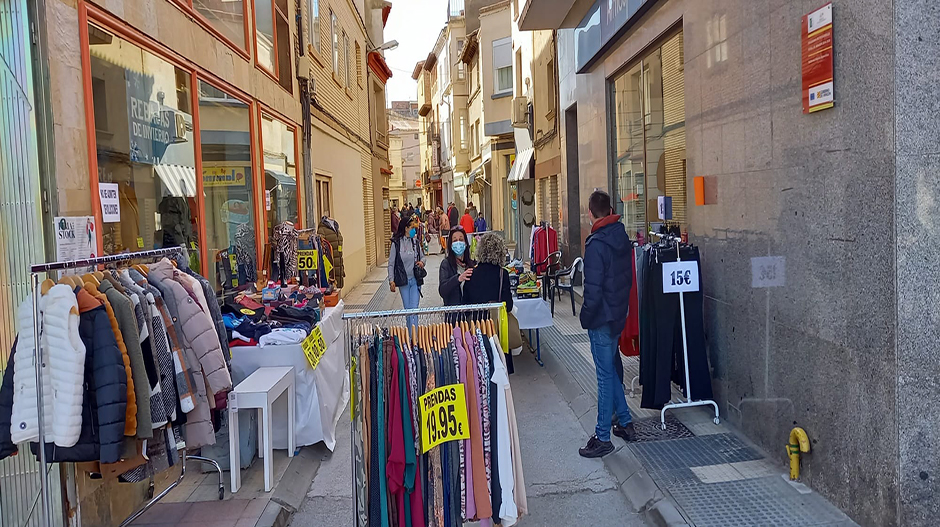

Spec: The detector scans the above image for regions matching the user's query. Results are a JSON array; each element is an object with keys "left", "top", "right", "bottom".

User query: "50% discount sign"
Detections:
[{"left": 419, "top": 384, "right": 470, "bottom": 453}]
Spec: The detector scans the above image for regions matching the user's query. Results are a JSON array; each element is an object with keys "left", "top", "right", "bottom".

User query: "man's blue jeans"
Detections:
[
  {"left": 398, "top": 277, "right": 420, "bottom": 330},
  {"left": 588, "top": 325, "right": 632, "bottom": 441}
]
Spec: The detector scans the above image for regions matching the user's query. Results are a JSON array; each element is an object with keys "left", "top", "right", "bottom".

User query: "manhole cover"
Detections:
[{"left": 632, "top": 414, "right": 694, "bottom": 442}]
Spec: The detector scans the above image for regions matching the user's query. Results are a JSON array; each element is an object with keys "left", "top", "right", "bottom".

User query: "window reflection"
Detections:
[
  {"left": 261, "top": 113, "right": 298, "bottom": 239},
  {"left": 194, "top": 0, "right": 245, "bottom": 48},
  {"left": 198, "top": 81, "right": 256, "bottom": 293},
  {"left": 255, "top": 0, "right": 276, "bottom": 72},
  {"left": 609, "top": 31, "right": 686, "bottom": 239},
  {"left": 88, "top": 23, "right": 201, "bottom": 271}
]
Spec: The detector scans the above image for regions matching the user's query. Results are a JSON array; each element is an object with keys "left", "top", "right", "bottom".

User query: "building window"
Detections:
[
  {"left": 493, "top": 37, "right": 512, "bottom": 95},
  {"left": 609, "top": 31, "right": 686, "bottom": 238},
  {"left": 88, "top": 22, "right": 202, "bottom": 272},
  {"left": 706, "top": 14, "right": 727, "bottom": 68},
  {"left": 456, "top": 39, "right": 466, "bottom": 80},
  {"left": 459, "top": 110, "right": 468, "bottom": 152},
  {"left": 255, "top": 0, "right": 292, "bottom": 91},
  {"left": 331, "top": 10, "right": 339, "bottom": 72},
  {"left": 197, "top": 80, "right": 255, "bottom": 291},
  {"left": 261, "top": 113, "right": 298, "bottom": 248},
  {"left": 546, "top": 58, "right": 556, "bottom": 116},
  {"left": 194, "top": 0, "right": 246, "bottom": 49},
  {"left": 308, "top": 0, "right": 320, "bottom": 53},
  {"left": 356, "top": 41, "right": 363, "bottom": 85},
  {"left": 373, "top": 81, "right": 387, "bottom": 142},
  {"left": 469, "top": 123, "right": 475, "bottom": 156},
  {"left": 316, "top": 176, "right": 333, "bottom": 218},
  {"left": 344, "top": 31, "right": 351, "bottom": 88}
]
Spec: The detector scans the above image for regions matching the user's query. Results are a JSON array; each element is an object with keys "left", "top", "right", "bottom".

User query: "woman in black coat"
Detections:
[
  {"left": 438, "top": 226, "right": 475, "bottom": 306},
  {"left": 462, "top": 232, "right": 512, "bottom": 311}
]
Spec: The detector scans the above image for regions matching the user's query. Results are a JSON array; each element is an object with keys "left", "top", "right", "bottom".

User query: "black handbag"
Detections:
[{"left": 413, "top": 239, "right": 428, "bottom": 286}]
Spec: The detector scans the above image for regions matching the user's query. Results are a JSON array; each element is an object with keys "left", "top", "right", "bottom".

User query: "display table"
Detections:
[
  {"left": 230, "top": 301, "right": 349, "bottom": 451},
  {"left": 512, "top": 296, "right": 553, "bottom": 366}
]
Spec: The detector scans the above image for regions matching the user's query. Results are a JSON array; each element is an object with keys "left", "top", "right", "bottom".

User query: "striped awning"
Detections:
[
  {"left": 507, "top": 147, "right": 534, "bottom": 182},
  {"left": 154, "top": 164, "right": 197, "bottom": 197}
]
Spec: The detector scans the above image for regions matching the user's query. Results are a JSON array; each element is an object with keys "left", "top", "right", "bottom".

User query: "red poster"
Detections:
[{"left": 802, "top": 3, "right": 834, "bottom": 113}]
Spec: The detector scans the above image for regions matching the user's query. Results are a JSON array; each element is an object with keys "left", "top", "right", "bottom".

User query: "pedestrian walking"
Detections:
[
  {"left": 474, "top": 213, "right": 487, "bottom": 233},
  {"left": 578, "top": 190, "right": 635, "bottom": 458},
  {"left": 438, "top": 226, "right": 474, "bottom": 307},
  {"left": 447, "top": 202, "right": 459, "bottom": 228},
  {"left": 439, "top": 207, "right": 451, "bottom": 254},
  {"left": 460, "top": 208, "right": 475, "bottom": 234},
  {"left": 390, "top": 207, "right": 400, "bottom": 235},
  {"left": 388, "top": 210, "right": 426, "bottom": 330},
  {"left": 468, "top": 201, "right": 479, "bottom": 220}
]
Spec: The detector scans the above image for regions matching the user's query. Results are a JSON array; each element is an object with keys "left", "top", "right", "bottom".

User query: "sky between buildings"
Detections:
[{"left": 384, "top": 0, "right": 448, "bottom": 102}]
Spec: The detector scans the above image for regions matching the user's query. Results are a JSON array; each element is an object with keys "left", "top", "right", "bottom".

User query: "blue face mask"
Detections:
[
  {"left": 451, "top": 240, "right": 467, "bottom": 256},
  {"left": 408, "top": 228, "right": 417, "bottom": 238}
]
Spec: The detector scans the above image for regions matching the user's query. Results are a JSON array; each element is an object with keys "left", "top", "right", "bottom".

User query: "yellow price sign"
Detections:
[
  {"left": 419, "top": 384, "right": 470, "bottom": 453},
  {"left": 298, "top": 249, "right": 318, "bottom": 271},
  {"left": 301, "top": 326, "right": 327, "bottom": 370}
]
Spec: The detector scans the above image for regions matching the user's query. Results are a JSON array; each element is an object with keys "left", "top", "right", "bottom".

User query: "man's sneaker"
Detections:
[
  {"left": 578, "top": 435, "right": 614, "bottom": 458},
  {"left": 613, "top": 422, "right": 636, "bottom": 442}
]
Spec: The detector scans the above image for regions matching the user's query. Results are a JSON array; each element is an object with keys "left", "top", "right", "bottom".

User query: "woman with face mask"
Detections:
[
  {"left": 438, "top": 226, "right": 475, "bottom": 306},
  {"left": 388, "top": 210, "right": 426, "bottom": 328}
]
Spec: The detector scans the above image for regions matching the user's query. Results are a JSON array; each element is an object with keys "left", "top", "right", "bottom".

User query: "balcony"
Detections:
[{"left": 448, "top": 0, "right": 465, "bottom": 18}]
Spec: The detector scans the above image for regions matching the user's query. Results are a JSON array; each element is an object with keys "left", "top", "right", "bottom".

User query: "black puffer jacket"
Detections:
[
  {"left": 0, "top": 339, "right": 18, "bottom": 460},
  {"left": 580, "top": 215, "right": 633, "bottom": 332},
  {"left": 31, "top": 301, "right": 127, "bottom": 463}
]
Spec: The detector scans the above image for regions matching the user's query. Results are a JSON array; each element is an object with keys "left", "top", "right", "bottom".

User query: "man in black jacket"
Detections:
[{"left": 578, "top": 190, "right": 635, "bottom": 458}]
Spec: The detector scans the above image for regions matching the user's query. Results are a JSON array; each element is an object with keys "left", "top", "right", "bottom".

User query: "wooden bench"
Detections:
[{"left": 228, "top": 366, "right": 296, "bottom": 492}]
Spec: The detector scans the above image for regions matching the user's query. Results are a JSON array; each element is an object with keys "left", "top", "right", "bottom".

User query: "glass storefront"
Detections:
[
  {"left": 198, "top": 81, "right": 256, "bottom": 292},
  {"left": 609, "top": 30, "right": 686, "bottom": 239},
  {"left": 88, "top": 23, "right": 202, "bottom": 270}
]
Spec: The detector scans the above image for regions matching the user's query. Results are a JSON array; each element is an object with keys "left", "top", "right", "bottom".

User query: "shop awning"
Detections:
[
  {"left": 265, "top": 169, "right": 297, "bottom": 188},
  {"left": 507, "top": 147, "right": 534, "bottom": 182},
  {"left": 154, "top": 164, "right": 197, "bottom": 197}
]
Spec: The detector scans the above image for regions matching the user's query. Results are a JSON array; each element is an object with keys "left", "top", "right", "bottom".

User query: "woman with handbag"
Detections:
[{"left": 388, "top": 210, "right": 426, "bottom": 330}]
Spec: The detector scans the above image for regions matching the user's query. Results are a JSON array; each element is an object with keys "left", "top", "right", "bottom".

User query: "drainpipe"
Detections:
[{"left": 787, "top": 427, "right": 811, "bottom": 480}]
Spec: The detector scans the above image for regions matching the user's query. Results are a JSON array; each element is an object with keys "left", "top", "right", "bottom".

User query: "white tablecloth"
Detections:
[
  {"left": 512, "top": 297, "right": 554, "bottom": 330},
  {"left": 230, "top": 301, "right": 349, "bottom": 451}
]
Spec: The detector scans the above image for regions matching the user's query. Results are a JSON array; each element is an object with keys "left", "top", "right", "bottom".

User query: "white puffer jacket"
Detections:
[
  {"left": 10, "top": 286, "right": 87, "bottom": 447},
  {"left": 42, "top": 285, "right": 86, "bottom": 447},
  {"left": 10, "top": 294, "right": 44, "bottom": 444}
]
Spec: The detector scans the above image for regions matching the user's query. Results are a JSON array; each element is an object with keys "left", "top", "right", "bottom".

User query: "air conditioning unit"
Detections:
[{"left": 512, "top": 97, "right": 528, "bottom": 128}]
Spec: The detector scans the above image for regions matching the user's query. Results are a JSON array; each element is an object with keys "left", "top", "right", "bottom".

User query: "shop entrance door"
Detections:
[{"left": 0, "top": 0, "right": 62, "bottom": 525}]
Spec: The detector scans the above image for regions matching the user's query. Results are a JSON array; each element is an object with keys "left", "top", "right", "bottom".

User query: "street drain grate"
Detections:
[{"left": 632, "top": 415, "right": 694, "bottom": 443}]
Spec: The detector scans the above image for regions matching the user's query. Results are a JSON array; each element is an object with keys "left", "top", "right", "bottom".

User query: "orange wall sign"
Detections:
[{"left": 802, "top": 3, "right": 834, "bottom": 113}]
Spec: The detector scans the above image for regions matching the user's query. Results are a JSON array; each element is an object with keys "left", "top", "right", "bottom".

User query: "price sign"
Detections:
[
  {"left": 301, "top": 326, "right": 327, "bottom": 370},
  {"left": 750, "top": 256, "right": 786, "bottom": 288},
  {"left": 298, "top": 249, "right": 318, "bottom": 271},
  {"left": 419, "top": 384, "right": 470, "bottom": 453},
  {"left": 662, "top": 261, "right": 700, "bottom": 293}
]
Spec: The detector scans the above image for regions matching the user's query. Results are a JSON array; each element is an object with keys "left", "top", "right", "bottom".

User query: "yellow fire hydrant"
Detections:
[{"left": 787, "top": 427, "right": 811, "bottom": 480}]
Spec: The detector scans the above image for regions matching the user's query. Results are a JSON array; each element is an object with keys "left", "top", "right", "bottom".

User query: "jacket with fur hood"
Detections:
[{"left": 85, "top": 284, "right": 138, "bottom": 437}]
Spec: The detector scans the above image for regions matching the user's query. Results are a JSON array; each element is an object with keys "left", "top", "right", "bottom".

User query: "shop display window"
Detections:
[
  {"left": 261, "top": 113, "right": 298, "bottom": 239},
  {"left": 608, "top": 31, "right": 686, "bottom": 239},
  {"left": 198, "top": 81, "right": 256, "bottom": 292},
  {"left": 88, "top": 23, "right": 202, "bottom": 271}
]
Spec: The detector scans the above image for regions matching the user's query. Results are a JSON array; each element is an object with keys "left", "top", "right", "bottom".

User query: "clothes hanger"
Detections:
[
  {"left": 40, "top": 278, "right": 56, "bottom": 295},
  {"left": 82, "top": 273, "right": 100, "bottom": 286}
]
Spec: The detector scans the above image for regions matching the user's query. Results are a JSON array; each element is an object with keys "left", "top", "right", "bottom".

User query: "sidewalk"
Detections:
[
  {"left": 540, "top": 297, "right": 859, "bottom": 527},
  {"left": 293, "top": 253, "right": 646, "bottom": 526}
]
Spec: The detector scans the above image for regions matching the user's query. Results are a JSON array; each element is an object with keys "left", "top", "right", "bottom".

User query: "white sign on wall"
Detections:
[
  {"left": 751, "top": 256, "right": 786, "bottom": 288},
  {"left": 662, "top": 261, "right": 700, "bottom": 294},
  {"left": 99, "top": 183, "right": 121, "bottom": 223}
]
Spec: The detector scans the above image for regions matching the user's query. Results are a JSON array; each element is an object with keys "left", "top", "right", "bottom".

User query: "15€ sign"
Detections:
[{"left": 420, "top": 384, "right": 470, "bottom": 453}]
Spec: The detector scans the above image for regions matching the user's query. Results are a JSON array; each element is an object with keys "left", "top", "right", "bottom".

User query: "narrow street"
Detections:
[{"left": 292, "top": 253, "right": 647, "bottom": 526}]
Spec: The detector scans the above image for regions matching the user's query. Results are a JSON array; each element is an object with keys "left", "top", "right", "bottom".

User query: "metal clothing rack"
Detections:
[
  {"left": 27, "top": 247, "right": 224, "bottom": 526},
  {"left": 646, "top": 232, "right": 720, "bottom": 430},
  {"left": 342, "top": 302, "right": 506, "bottom": 525}
]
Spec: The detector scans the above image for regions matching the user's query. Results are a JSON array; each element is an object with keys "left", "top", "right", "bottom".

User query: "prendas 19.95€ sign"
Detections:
[{"left": 802, "top": 3, "right": 834, "bottom": 113}]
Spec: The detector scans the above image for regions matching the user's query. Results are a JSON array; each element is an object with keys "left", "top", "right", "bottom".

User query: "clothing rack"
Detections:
[
  {"left": 27, "top": 247, "right": 224, "bottom": 526},
  {"left": 342, "top": 302, "right": 506, "bottom": 525},
  {"left": 646, "top": 232, "right": 720, "bottom": 430}
]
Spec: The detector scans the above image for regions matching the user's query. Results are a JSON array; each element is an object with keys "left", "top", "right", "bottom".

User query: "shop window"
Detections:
[
  {"left": 493, "top": 37, "right": 512, "bottom": 95},
  {"left": 261, "top": 113, "right": 299, "bottom": 245},
  {"left": 194, "top": 0, "right": 246, "bottom": 49},
  {"left": 87, "top": 23, "right": 201, "bottom": 272},
  {"left": 308, "top": 0, "right": 320, "bottom": 53},
  {"left": 198, "top": 81, "right": 255, "bottom": 291},
  {"left": 608, "top": 31, "right": 686, "bottom": 239},
  {"left": 255, "top": 0, "right": 293, "bottom": 91},
  {"left": 316, "top": 175, "right": 333, "bottom": 218}
]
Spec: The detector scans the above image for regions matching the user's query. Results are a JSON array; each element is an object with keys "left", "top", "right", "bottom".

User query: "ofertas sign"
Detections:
[
  {"left": 420, "top": 384, "right": 470, "bottom": 453},
  {"left": 802, "top": 3, "right": 834, "bottom": 113},
  {"left": 662, "top": 261, "right": 700, "bottom": 294},
  {"left": 99, "top": 182, "right": 121, "bottom": 223}
]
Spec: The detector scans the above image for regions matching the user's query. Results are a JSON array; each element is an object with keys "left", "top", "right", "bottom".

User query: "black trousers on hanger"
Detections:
[{"left": 640, "top": 246, "right": 713, "bottom": 409}]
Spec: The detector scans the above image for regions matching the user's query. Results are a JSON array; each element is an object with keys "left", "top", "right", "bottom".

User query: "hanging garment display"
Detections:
[
  {"left": 318, "top": 216, "right": 346, "bottom": 288},
  {"left": 348, "top": 305, "right": 527, "bottom": 527}
]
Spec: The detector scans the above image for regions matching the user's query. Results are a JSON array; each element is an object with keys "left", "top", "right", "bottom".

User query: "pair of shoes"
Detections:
[
  {"left": 579, "top": 435, "right": 614, "bottom": 458},
  {"left": 613, "top": 422, "right": 636, "bottom": 442}
]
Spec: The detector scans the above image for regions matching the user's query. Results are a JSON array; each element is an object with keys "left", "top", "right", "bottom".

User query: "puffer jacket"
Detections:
[
  {"left": 151, "top": 260, "right": 231, "bottom": 395},
  {"left": 0, "top": 339, "right": 18, "bottom": 460},
  {"left": 9, "top": 294, "right": 43, "bottom": 444},
  {"left": 86, "top": 284, "right": 138, "bottom": 437},
  {"left": 41, "top": 284, "right": 87, "bottom": 447},
  {"left": 30, "top": 287, "right": 127, "bottom": 463}
]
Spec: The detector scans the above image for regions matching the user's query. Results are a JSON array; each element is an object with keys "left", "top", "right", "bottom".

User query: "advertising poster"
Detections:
[
  {"left": 54, "top": 216, "right": 98, "bottom": 274},
  {"left": 802, "top": 3, "right": 834, "bottom": 113}
]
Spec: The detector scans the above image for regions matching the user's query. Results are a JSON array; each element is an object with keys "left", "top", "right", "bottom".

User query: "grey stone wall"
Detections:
[{"left": 561, "top": 0, "right": 904, "bottom": 525}]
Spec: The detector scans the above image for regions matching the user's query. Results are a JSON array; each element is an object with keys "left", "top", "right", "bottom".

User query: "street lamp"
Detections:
[{"left": 369, "top": 40, "right": 399, "bottom": 52}]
